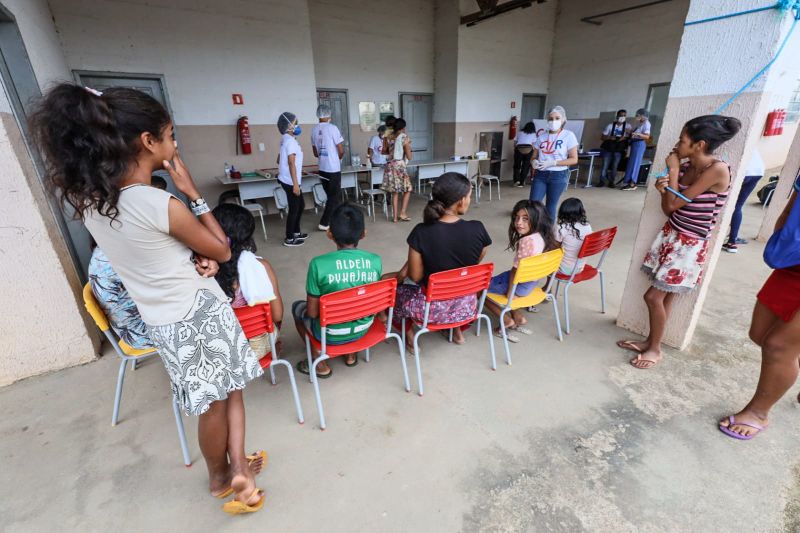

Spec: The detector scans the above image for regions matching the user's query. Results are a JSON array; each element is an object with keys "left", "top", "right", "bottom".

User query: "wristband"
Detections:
[{"left": 190, "top": 197, "right": 210, "bottom": 216}]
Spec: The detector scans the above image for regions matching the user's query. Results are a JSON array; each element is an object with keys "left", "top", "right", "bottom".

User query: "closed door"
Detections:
[
  {"left": 400, "top": 93, "right": 433, "bottom": 162},
  {"left": 521, "top": 94, "right": 546, "bottom": 124},
  {"left": 645, "top": 83, "right": 670, "bottom": 145},
  {"left": 317, "top": 89, "right": 351, "bottom": 166}
]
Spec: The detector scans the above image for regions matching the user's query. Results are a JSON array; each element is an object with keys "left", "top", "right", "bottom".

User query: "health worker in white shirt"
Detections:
[
  {"left": 368, "top": 125, "right": 387, "bottom": 166},
  {"left": 531, "top": 105, "right": 579, "bottom": 220},
  {"left": 311, "top": 103, "right": 345, "bottom": 231},
  {"left": 513, "top": 121, "right": 537, "bottom": 187},
  {"left": 621, "top": 108, "right": 652, "bottom": 191}
]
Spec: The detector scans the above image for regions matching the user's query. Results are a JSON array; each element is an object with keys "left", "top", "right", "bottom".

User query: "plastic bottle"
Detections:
[{"left": 224, "top": 161, "right": 231, "bottom": 178}]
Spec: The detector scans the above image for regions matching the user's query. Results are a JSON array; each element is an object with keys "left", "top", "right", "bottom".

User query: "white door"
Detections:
[
  {"left": 317, "top": 89, "right": 351, "bottom": 166},
  {"left": 400, "top": 93, "right": 433, "bottom": 162},
  {"left": 521, "top": 94, "right": 546, "bottom": 124},
  {"left": 645, "top": 83, "right": 670, "bottom": 146}
]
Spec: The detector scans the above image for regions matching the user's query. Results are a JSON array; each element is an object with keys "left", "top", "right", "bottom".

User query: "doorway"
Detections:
[
  {"left": 521, "top": 93, "right": 547, "bottom": 124},
  {"left": 645, "top": 82, "right": 670, "bottom": 146},
  {"left": 399, "top": 92, "right": 433, "bottom": 162},
  {"left": 0, "top": 7, "right": 90, "bottom": 278},
  {"left": 317, "top": 89, "right": 352, "bottom": 166}
]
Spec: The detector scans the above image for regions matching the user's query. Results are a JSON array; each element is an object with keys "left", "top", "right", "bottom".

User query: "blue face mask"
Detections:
[{"left": 293, "top": 125, "right": 302, "bottom": 136}]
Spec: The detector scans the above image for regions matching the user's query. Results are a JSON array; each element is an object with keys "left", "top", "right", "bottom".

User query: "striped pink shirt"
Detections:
[{"left": 668, "top": 162, "right": 730, "bottom": 240}]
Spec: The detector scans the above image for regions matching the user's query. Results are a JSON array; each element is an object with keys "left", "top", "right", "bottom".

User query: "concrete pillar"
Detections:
[
  {"left": 758, "top": 128, "right": 800, "bottom": 240},
  {"left": 617, "top": 0, "right": 800, "bottom": 349}
]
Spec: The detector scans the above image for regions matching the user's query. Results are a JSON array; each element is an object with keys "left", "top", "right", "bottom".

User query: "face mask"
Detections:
[
  {"left": 548, "top": 119, "right": 562, "bottom": 131},
  {"left": 293, "top": 125, "right": 302, "bottom": 136},
  {"left": 617, "top": 116, "right": 626, "bottom": 123}
]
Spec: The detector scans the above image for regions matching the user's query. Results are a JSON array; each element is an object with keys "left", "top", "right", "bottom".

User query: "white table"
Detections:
[
  {"left": 406, "top": 158, "right": 470, "bottom": 194},
  {"left": 215, "top": 168, "right": 359, "bottom": 202},
  {"left": 576, "top": 152, "right": 601, "bottom": 188}
]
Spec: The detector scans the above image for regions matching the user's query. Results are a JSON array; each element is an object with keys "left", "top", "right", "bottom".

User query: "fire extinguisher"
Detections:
[
  {"left": 508, "top": 115, "right": 518, "bottom": 140},
  {"left": 765, "top": 110, "right": 781, "bottom": 136},
  {"left": 237, "top": 115, "right": 252, "bottom": 154}
]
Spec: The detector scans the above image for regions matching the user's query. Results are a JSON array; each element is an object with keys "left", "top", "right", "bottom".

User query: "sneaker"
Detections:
[
  {"left": 283, "top": 237, "right": 304, "bottom": 247},
  {"left": 318, "top": 224, "right": 329, "bottom": 231},
  {"left": 294, "top": 232, "right": 309, "bottom": 240},
  {"left": 514, "top": 182, "right": 524, "bottom": 188},
  {"left": 734, "top": 237, "right": 749, "bottom": 245},
  {"left": 621, "top": 184, "right": 638, "bottom": 191},
  {"left": 722, "top": 242, "right": 738, "bottom": 253}
]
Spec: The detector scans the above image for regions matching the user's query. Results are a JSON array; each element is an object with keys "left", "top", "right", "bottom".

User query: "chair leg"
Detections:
[
  {"left": 498, "top": 309, "right": 512, "bottom": 365},
  {"left": 305, "top": 336, "right": 314, "bottom": 384},
  {"left": 599, "top": 271, "right": 607, "bottom": 313},
  {"left": 258, "top": 211, "right": 267, "bottom": 241},
  {"left": 311, "top": 356, "right": 328, "bottom": 430},
  {"left": 389, "top": 333, "right": 411, "bottom": 392},
  {"left": 479, "top": 313, "right": 497, "bottom": 370},
  {"left": 172, "top": 399, "right": 192, "bottom": 467},
  {"left": 269, "top": 366, "right": 276, "bottom": 386},
  {"left": 551, "top": 295, "right": 564, "bottom": 342},
  {"left": 413, "top": 329, "right": 426, "bottom": 396},
  {"left": 497, "top": 180, "right": 501, "bottom": 200},
  {"left": 111, "top": 359, "right": 129, "bottom": 426},
  {"left": 272, "top": 359, "right": 304, "bottom": 424},
  {"left": 564, "top": 283, "right": 572, "bottom": 335},
  {"left": 365, "top": 348, "right": 370, "bottom": 363}
]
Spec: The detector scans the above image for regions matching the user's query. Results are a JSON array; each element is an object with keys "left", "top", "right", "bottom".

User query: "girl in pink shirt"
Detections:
[{"left": 485, "top": 200, "right": 558, "bottom": 340}]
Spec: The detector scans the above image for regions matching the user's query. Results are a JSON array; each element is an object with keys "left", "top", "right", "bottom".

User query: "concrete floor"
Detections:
[{"left": 2, "top": 180, "right": 799, "bottom": 532}]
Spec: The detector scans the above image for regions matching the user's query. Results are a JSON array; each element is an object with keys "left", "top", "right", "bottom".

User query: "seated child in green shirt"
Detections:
[{"left": 293, "top": 202, "right": 382, "bottom": 378}]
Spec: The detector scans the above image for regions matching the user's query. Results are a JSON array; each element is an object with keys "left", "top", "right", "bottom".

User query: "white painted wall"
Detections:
[
  {"left": 49, "top": 0, "right": 319, "bottom": 125},
  {"left": 548, "top": 0, "right": 689, "bottom": 119},
  {"left": 1, "top": 0, "right": 71, "bottom": 86},
  {"left": 308, "top": 0, "right": 435, "bottom": 125},
  {"left": 433, "top": 0, "right": 459, "bottom": 123},
  {"left": 455, "top": 0, "right": 556, "bottom": 122}
]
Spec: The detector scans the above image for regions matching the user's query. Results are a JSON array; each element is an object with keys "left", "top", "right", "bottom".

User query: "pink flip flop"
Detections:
[{"left": 718, "top": 415, "right": 765, "bottom": 440}]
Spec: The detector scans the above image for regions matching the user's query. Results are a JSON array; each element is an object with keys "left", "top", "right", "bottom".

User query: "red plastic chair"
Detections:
[
  {"left": 554, "top": 227, "right": 618, "bottom": 335},
  {"left": 302, "top": 278, "right": 410, "bottom": 430},
  {"left": 234, "top": 303, "right": 304, "bottom": 424},
  {"left": 401, "top": 263, "right": 496, "bottom": 396}
]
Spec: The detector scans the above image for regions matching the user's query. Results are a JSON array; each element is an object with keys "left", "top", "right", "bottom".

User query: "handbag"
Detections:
[{"left": 763, "top": 179, "right": 800, "bottom": 269}]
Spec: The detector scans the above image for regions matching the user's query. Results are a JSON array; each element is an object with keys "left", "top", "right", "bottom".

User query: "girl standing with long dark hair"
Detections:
[{"left": 30, "top": 84, "right": 266, "bottom": 514}]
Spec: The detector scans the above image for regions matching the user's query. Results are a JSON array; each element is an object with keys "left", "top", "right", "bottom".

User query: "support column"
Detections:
[
  {"left": 617, "top": 1, "right": 800, "bottom": 349},
  {"left": 758, "top": 128, "right": 800, "bottom": 240}
]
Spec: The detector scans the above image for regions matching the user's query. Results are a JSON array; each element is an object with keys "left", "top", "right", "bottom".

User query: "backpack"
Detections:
[{"left": 763, "top": 179, "right": 800, "bottom": 269}]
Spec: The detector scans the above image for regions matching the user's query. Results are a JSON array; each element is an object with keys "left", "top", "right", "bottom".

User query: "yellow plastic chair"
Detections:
[
  {"left": 82, "top": 283, "right": 191, "bottom": 466},
  {"left": 486, "top": 248, "right": 564, "bottom": 365}
]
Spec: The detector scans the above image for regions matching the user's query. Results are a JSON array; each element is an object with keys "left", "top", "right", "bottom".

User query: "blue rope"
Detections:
[{"left": 651, "top": 3, "right": 800, "bottom": 180}]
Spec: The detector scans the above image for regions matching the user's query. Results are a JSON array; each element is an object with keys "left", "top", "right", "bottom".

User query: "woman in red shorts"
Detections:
[{"left": 720, "top": 183, "right": 800, "bottom": 440}]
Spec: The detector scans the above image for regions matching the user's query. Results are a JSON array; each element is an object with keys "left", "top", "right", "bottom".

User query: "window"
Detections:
[{"left": 786, "top": 79, "right": 800, "bottom": 123}]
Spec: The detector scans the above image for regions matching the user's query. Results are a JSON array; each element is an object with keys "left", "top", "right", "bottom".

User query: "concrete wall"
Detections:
[
  {"left": 0, "top": 0, "right": 98, "bottom": 385},
  {"left": 308, "top": 0, "right": 435, "bottom": 159},
  {"left": 433, "top": 0, "right": 459, "bottom": 158},
  {"left": 49, "top": 0, "right": 320, "bottom": 200}
]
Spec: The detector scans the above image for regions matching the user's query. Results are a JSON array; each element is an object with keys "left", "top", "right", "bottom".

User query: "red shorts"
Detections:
[{"left": 757, "top": 266, "right": 800, "bottom": 322}]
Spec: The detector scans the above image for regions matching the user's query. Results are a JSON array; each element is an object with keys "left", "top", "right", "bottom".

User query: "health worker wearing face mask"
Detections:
[
  {"left": 621, "top": 108, "right": 652, "bottom": 191},
  {"left": 531, "top": 106, "right": 579, "bottom": 220},
  {"left": 277, "top": 111, "right": 308, "bottom": 247},
  {"left": 599, "top": 109, "right": 632, "bottom": 187}
]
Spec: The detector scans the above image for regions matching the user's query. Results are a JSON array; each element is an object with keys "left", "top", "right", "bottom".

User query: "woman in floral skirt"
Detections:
[
  {"left": 382, "top": 117, "right": 413, "bottom": 222},
  {"left": 617, "top": 115, "right": 741, "bottom": 369}
]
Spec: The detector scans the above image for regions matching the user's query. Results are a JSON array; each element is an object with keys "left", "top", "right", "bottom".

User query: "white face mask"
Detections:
[
  {"left": 548, "top": 119, "right": 562, "bottom": 131},
  {"left": 617, "top": 116, "right": 626, "bottom": 123}
]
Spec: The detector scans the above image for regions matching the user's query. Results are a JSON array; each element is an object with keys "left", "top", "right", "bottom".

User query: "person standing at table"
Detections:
[
  {"left": 621, "top": 108, "right": 651, "bottom": 191},
  {"left": 311, "top": 104, "right": 345, "bottom": 231},
  {"left": 722, "top": 149, "right": 765, "bottom": 253},
  {"left": 530, "top": 106, "right": 579, "bottom": 221},
  {"left": 277, "top": 112, "right": 308, "bottom": 247},
  {"left": 599, "top": 109, "right": 631, "bottom": 187},
  {"left": 513, "top": 121, "right": 537, "bottom": 187},
  {"left": 368, "top": 125, "right": 387, "bottom": 166}
]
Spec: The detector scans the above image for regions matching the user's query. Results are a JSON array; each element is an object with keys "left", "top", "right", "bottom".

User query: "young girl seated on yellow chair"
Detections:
[{"left": 485, "top": 200, "right": 559, "bottom": 342}]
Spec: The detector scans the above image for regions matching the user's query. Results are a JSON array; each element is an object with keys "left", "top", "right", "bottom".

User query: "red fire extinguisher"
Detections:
[
  {"left": 237, "top": 115, "right": 252, "bottom": 154},
  {"left": 764, "top": 110, "right": 782, "bottom": 136},
  {"left": 508, "top": 115, "right": 518, "bottom": 140}
]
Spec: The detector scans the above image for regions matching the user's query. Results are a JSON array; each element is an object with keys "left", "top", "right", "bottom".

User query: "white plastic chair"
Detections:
[{"left": 361, "top": 166, "right": 389, "bottom": 222}]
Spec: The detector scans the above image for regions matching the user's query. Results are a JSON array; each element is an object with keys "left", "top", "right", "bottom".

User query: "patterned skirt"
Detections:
[
  {"left": 394, "top": 283, "right": 477, "bottom": 324},
  {"left": 148, "top": 289, "right": 263, "bottom": 416},
  {"left": 381, "top": 160, "right": 413, "bottom": 193},
  {"left": 641, "top": 222, "right": 709, "bottom": 294}
]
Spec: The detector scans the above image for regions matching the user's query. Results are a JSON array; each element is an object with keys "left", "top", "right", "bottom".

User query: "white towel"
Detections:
[
  {"left": 238, "top": 250, "right": 276, "bottom": 306},
  {"left": 393, "top": 133, "right": 407, "bottom": 161}
]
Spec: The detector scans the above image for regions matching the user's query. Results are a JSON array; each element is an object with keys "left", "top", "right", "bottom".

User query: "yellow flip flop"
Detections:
[
  {"left": 223, "top": 488, "right": 265, "bottom": 515},
  {"left": 213, "top": 451, "right": 269, "bottom": 499}
]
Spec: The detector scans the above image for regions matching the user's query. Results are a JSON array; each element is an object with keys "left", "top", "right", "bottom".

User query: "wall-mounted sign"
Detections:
[
  {"left": 379, "top": 101, "right": 394, "bottom": 123},
  {"left": 359, "top": 101, "right": 377, "bottom": 132}
]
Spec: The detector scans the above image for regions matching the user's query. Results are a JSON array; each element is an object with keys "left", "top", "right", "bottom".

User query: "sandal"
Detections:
[
  {"left": 494, "top": 328, "right": 519, "bottom": 343},
  {"left": 512, "top": 325, "right": 533, "bottom": 335},
  {"left": 439, "top": 330, "right": 465, "bottom": 345},
  {"left": 629, "top": 353, "right": 661, "bottom": 369},
  {"left": 213, "top": 451, "right": 269, "bottom": 499},
  {"left": 296, "top": 359, "right": 332, "bottom": 379},
  {"left": 222, "top": 488, "right": 266, "bottom": 515},
  {"left": 345, "top": 355, "right": 359, "bottom": 367},
  {"left": 399, "top": 215, "right": 411, "bottom": 222},
  {"left": 617, "top": 340, "right": 646, "bottom": 353},
  {"left": 718, "top": 415, "right": 766, "bottom": 441}
]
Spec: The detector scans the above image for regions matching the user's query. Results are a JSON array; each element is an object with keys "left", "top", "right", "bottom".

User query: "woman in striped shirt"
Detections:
[{"left": 618, "top": 115, "right": 741, "bottom": 369}]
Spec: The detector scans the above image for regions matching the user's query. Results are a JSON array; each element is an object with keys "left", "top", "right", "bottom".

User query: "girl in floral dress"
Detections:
[
  {"left": 617, "top": 115, "right": 741, "bottom": 369},
  {"left": 381, "top": 118, "right": 413, "bottom": 222}
]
